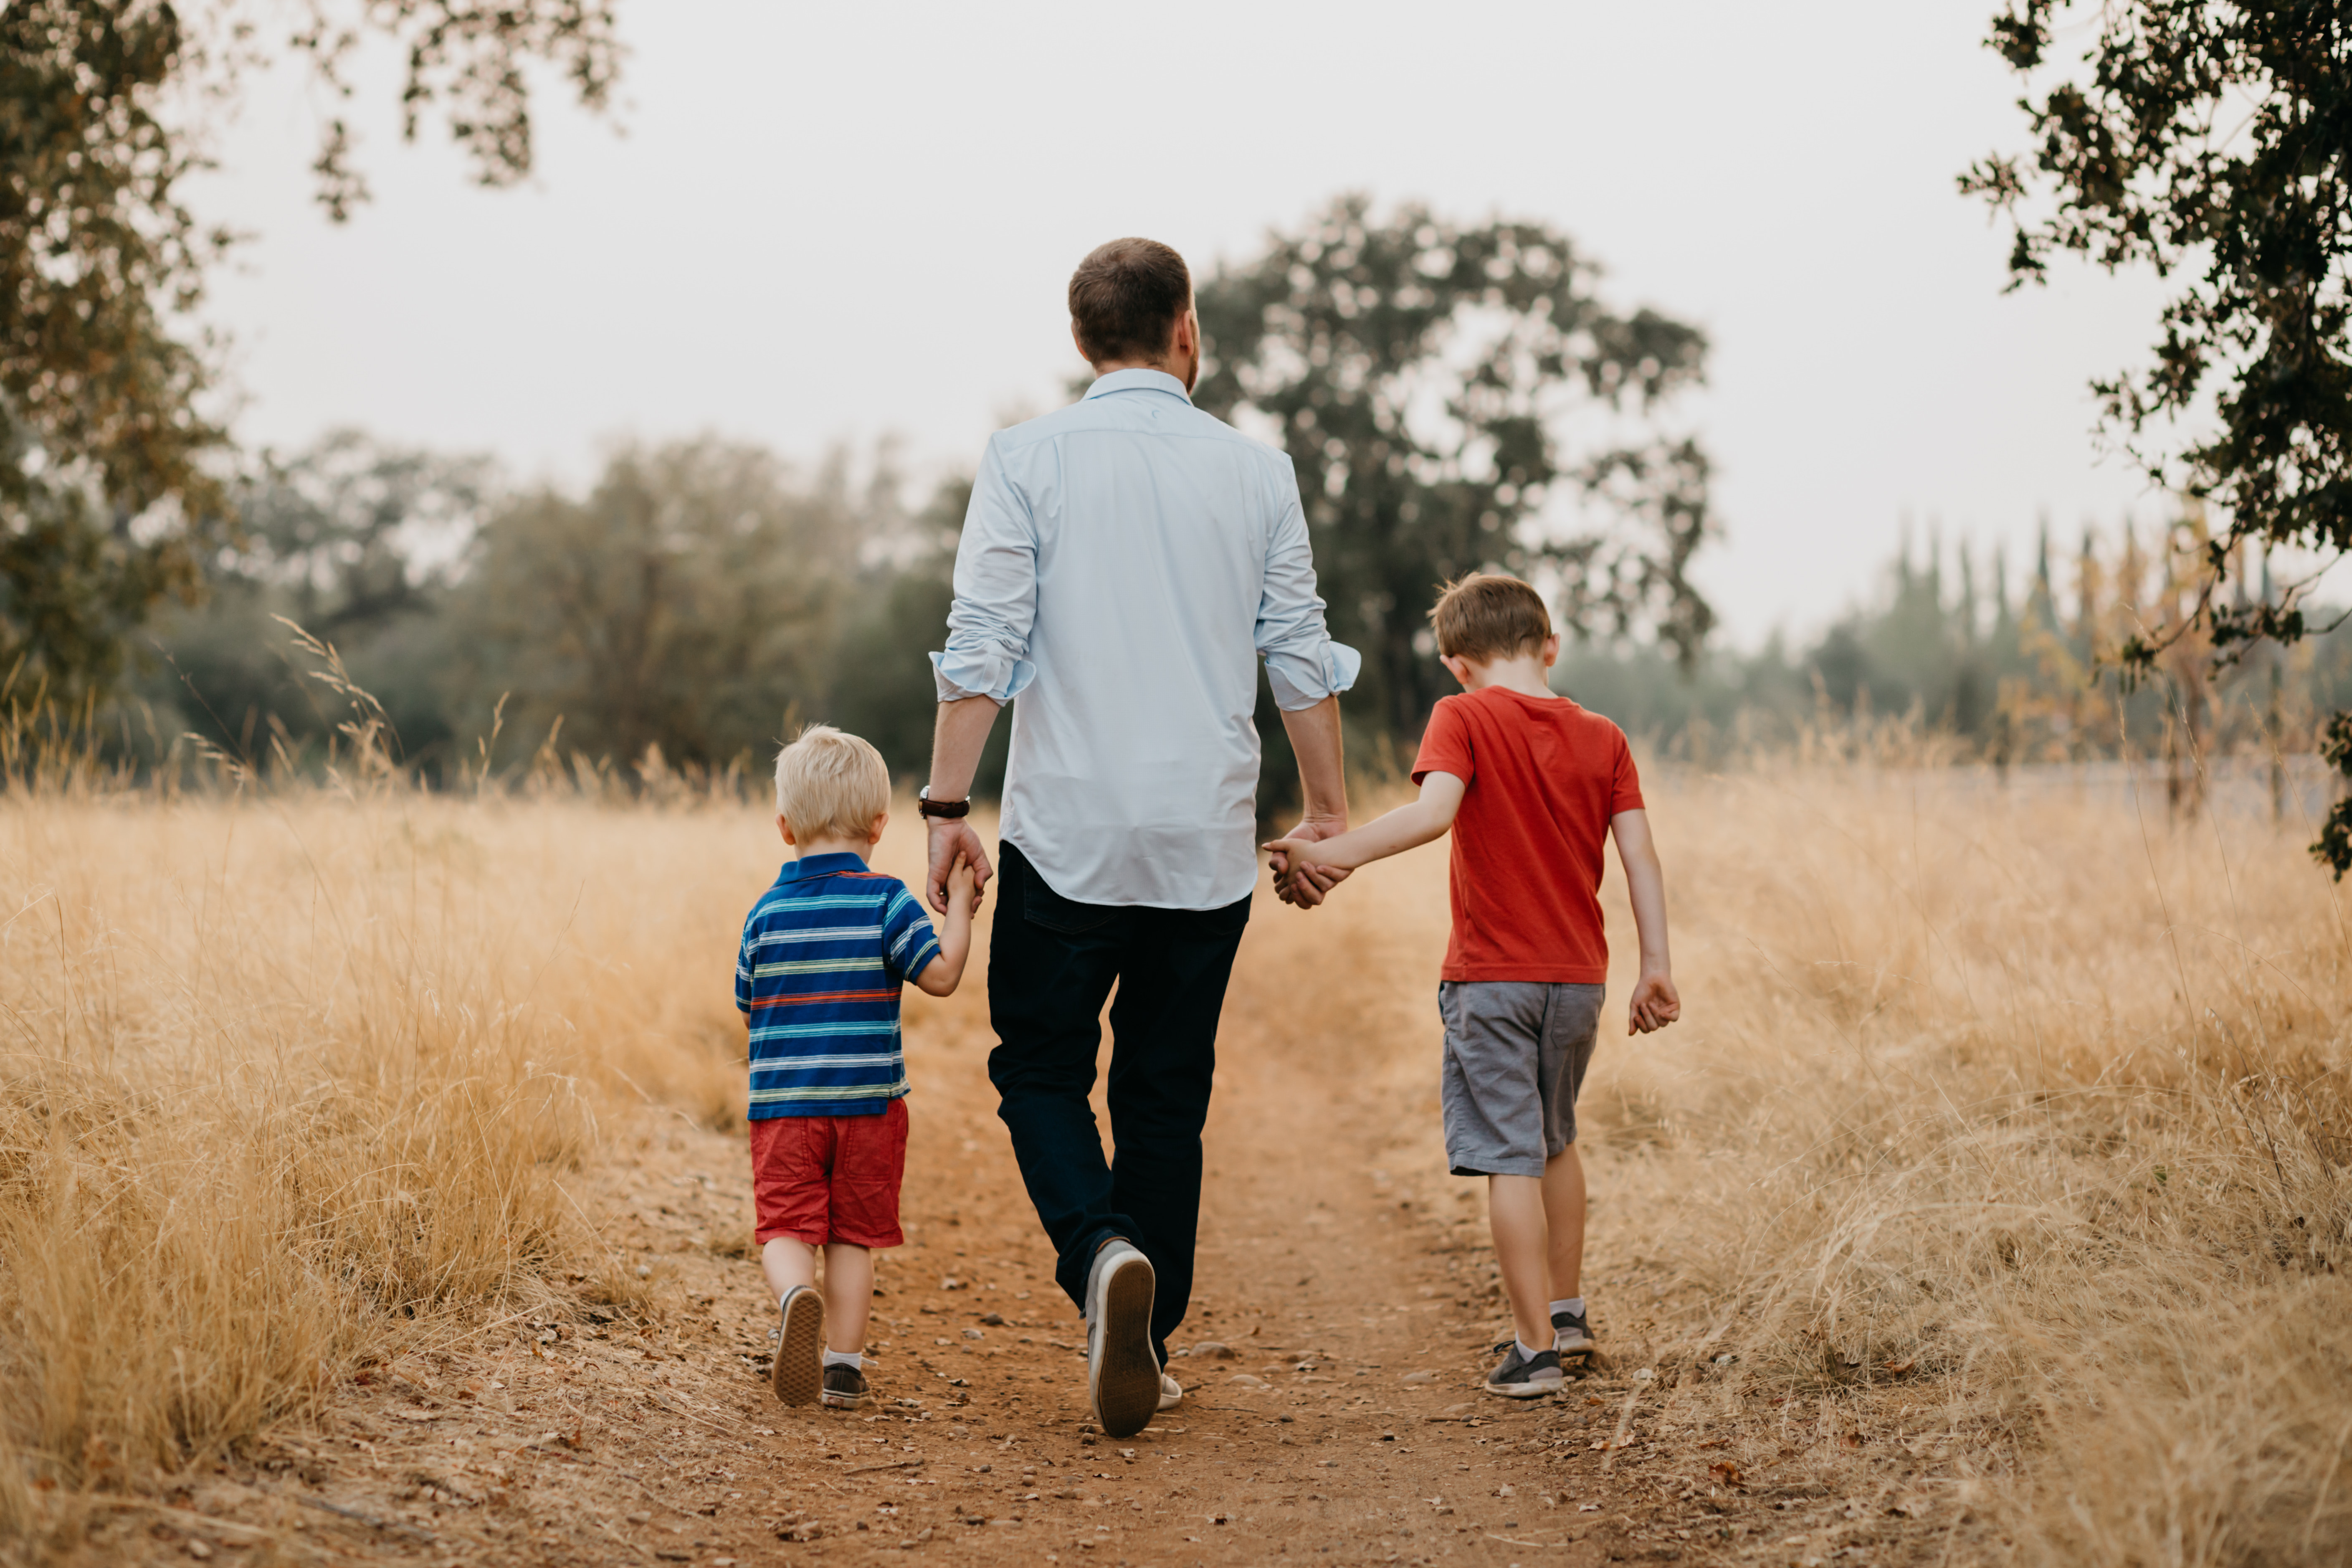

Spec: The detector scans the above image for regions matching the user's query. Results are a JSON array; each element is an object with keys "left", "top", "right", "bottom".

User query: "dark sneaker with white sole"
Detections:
[
  {"left": 821, "top": 1362, "right": 870, "bottom": 1409},
  {"left": 1085, "top": 1239, "right": 1160, "bottom": 1439},
  {"left": 1484, "top": 1340, "right": 1565, "bottom": 1398},
  {"left": 770, "top": 1285, "right": 824, "bottom": 1407},
  {"left": 1552, "top": 1306, "right": 1597, "bottom": 1360}
]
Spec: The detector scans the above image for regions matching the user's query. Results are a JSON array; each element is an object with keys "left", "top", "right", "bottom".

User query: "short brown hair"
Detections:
[
  {"left": 1428, "top": 573, "right": 1554, "bottom": 663},
  {"left": 774, "top": 724, "right": 891, "bottom": 842},
  {"left": 1068, "top": 238, "right": 1191, "bottom": 364}
]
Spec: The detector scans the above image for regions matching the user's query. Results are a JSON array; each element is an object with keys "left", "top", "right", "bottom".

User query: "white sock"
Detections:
[
  {"left": 822, "top": 1349, "right": 862, "bottom": 1370},
  {"left": 1550, "top": 1297, "right": 1585, "bottom": 1319},
  {"left": 1515, "top": 1338, "right": 1545, "bottom": 1362}
]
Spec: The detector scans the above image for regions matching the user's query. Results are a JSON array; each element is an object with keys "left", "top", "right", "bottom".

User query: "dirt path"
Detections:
[{"left": 96, "top": 865, "right": 1885, "bottom": 1568}]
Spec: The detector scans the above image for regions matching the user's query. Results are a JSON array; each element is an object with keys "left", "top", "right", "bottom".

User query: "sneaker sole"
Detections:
[
  {"left": 821, "top": 1384, "right": 871, "bottom": 1410},
  {"left": 1091, "top": 1253, "right": 1159, "bottom": 1439},
  {"left": 771, "top": 1289, "right": 825, "bottom": 1408},
  {"left": 1483, "top": 1375, "right": 1565, "bottom": 1399}
]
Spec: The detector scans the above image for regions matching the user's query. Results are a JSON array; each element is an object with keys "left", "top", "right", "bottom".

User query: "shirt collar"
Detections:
[
  {"left": 1082, "top": 367, "right": 1194, "bottom": 404},
  {"left": 780, "top": 851, "right": 870, "bottom": 881}
]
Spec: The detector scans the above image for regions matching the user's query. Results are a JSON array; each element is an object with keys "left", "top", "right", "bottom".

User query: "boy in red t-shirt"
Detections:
[{"left": 1266, "top": 573, "right": 1679, "bottom": 1398}]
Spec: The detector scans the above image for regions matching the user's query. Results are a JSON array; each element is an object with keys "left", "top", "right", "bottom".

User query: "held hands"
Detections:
[
  {"left": 927, "top": 818, "right": 992, "bottom": 915},
  {"left": 943, "top": 847, "right": 977, "bottom": 914},
  {"left": 1263, "top": 819, "right": 1350, "bottom": 909},
  {"left": 1628, "top": 971, "right": 1681, "bottom": 1035}
]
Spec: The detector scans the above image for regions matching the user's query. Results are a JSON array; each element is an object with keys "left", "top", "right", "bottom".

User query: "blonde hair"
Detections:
[
  {"left": 774, "top": 724, "right": 891, "bottom": 842},
  {"left": 1428, "top": 572, "right": 1554, "bottom": 662}
]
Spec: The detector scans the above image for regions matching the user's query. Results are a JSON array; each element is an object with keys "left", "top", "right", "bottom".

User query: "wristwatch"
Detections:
[{"left": 917, "top": 785, "right": 970, "bottom": 820}]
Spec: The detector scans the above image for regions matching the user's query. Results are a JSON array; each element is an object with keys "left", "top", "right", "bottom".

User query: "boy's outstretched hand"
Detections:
[{"left": 1628, "top": 972, "right": 1681, "bottom": 1035}]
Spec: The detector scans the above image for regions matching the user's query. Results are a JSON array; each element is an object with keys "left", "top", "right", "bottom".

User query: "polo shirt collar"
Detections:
[
  {"left": 780, "top": 851, "right": 868, "bottom": 881},
  {"left": 1083, "top": 367, "right": 1193, "bottom": 404}
]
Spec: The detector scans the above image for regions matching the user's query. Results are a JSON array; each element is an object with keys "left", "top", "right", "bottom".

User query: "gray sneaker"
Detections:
[
  {"left": 1552, "top": 1305, "right": 1596, "bottom": 1360},
  {"left": 1484, "top": 1340, "right": 1565, "bottom": 1398},
  {"left": 821, "top": 1361, "right": 870, "bottom": 1409},
  {"left": 770, "top": 1286, "right": 824, "bottom": 1407},
  {"left": 1084, "top": 1239, "right": 1159, "bottom": 1439}
]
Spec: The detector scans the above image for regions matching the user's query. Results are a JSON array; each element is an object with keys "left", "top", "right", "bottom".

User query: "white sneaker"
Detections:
[
  {"left": 1084, "top": 1240, "right": 1158, "bottom": 1439},
  {"left": 1158, "top": 1372, "right": 1182, "bottom": 1412}
]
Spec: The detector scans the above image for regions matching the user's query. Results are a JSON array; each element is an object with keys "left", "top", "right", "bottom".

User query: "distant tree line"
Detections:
[
  {"left": 128, "top": 430, "right": 1000, "bottom": 795},
  {"left": 1557, "top": 514, "right": 2342, "bottom": 778},
  {"left": 109, "top": 420, "right": 2335, "bottom": 814}
]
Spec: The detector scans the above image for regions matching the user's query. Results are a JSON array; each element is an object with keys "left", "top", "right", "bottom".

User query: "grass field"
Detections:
[{"left": 2, "top": 760, "right": 2347, "bottom": 1565}]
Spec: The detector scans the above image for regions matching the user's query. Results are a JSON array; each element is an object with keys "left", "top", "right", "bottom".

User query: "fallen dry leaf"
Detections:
[
  {"left": 1708, "top": 1459, "right": 1745, "bottom": 1488},
  {"left": 1883, "top": 1357, "right": 1918, "bottom": 1374}
]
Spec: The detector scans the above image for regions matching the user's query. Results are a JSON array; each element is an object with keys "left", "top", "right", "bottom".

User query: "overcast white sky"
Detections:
[{"left": 187, "top": 0, "right": 2180, "bottom": 646}]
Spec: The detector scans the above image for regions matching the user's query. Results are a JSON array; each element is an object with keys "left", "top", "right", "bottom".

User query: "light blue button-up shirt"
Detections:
[{"left": 932, "top": 368, "right": 1360, "bottom": 909}]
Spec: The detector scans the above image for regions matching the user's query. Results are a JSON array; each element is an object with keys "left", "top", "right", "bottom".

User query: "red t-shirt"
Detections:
[{"left": 1410, "top": 686, "right": 1644, "bottom": 983}]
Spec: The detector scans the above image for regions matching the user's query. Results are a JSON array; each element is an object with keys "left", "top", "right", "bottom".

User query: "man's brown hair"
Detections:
[
  {"left": 1428, "top": 573, "right": 1555, "bottom": 663},
  {"left": 1068, "top": 238, "right": 1191, "bottom": 365}
]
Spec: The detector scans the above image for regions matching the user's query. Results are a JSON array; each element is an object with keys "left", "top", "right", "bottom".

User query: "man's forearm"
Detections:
[
  {"left": 927, "top": 696, "right": 1003, "bottom": 800},
  {"left": 1278, "top": 694, "right": 1348, "bottom": 826}
]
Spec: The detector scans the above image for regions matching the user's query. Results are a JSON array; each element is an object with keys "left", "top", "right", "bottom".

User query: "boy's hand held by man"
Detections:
[
  {"left": 927, "top": 816, "right": 991, "bottom": 915},
  {"left": 1263, "top": 825, "right": 1349, "bottom": 909}
]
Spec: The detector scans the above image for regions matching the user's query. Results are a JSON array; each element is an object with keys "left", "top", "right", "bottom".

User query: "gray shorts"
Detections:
[{"left": 1437, "top": 981, "right": 1604, "bottom": 1177}]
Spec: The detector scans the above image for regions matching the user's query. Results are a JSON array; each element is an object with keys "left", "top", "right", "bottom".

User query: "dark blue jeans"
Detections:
[{"left": 987, "top": 840, "right": 1249, "bottom": 1361}]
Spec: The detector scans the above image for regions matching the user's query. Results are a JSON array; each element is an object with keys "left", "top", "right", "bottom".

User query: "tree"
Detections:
[
  {"left": 142, "top": 431, "right": 491, "bottom": 772},
  {"left": 446, "top": 440, "right": 855, "bottom": 775},
  {"left": 1192, "top": 195, "right": 1714, "bottom": 741},
  {"left": 0, "top": 0, "right": 618, "bottom": 711},
  {"left": 1963, "top": 2, "right": 2352, "bottom": 869}
]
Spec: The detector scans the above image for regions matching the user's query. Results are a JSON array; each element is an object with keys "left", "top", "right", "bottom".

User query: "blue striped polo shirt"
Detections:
[{"left": 734, "top": 852, "right": 942, "bottom": 1119}]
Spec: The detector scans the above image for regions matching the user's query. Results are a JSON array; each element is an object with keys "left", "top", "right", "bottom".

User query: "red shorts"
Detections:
[{"left": 749, "top": 1098, "right": 909, "bottom": 1249}]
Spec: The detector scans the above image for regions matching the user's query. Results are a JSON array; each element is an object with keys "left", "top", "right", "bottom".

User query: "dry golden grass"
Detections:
[
  {"left": 1581, "top": 762, "right": 2352, "bottom": 1566},
  {"left": 2, "top": 761, "right": 2347, "bottom": 1566}
]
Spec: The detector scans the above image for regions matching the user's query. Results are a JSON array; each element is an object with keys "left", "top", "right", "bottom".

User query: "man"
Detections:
[{"left": 921, "top": 237, "right": 1357, "bottom": 1439}]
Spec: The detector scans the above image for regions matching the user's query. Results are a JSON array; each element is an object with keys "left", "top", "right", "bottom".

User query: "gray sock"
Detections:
[{"left": 1550, "top": 1297, "right": 1585, "bottom": 1319}]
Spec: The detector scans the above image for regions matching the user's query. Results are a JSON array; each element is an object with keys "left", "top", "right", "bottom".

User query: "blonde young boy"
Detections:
[
  {"left": 1267, "top": 575, "right": 1679, "bottom": 1398},
  {"left": 737, "top": 725, "right": 975, "bottom": 1409}
]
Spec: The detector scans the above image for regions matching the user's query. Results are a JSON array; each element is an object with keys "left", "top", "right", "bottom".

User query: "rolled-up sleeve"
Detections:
[
  {"left": 1255, "top": 469, "right": 1361, "bottom": 711},
  {"left": 931, "top": 435, "right": 1040, "bottom": 704}
]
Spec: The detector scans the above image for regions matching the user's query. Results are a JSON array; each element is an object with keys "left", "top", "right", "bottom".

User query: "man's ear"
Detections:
[{"left": 1071, "top": 319, "right": 1096, "bottom": 368}]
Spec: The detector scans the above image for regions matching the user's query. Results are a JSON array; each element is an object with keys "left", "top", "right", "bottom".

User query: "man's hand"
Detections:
[
  {"left": 1628, "top": 972, "right": 1680, "bottom": 1035},
  {"left": 1266, "top": 817, "right": 1350, "bottom": 909},
  {"left": 927, "top": 818, "right": 992, "bottom": 915}
]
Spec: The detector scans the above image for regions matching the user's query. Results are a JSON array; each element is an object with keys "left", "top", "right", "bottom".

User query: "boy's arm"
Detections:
[
  {"left": 912, "top": 859, "right": 977, "bottom": 997},
  {"left": 1263, "top": 772, "right": 1466, "bottom": 896},
  {"left": 1610, "top": 808, "right": 1680, "bottom": 1035}
]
